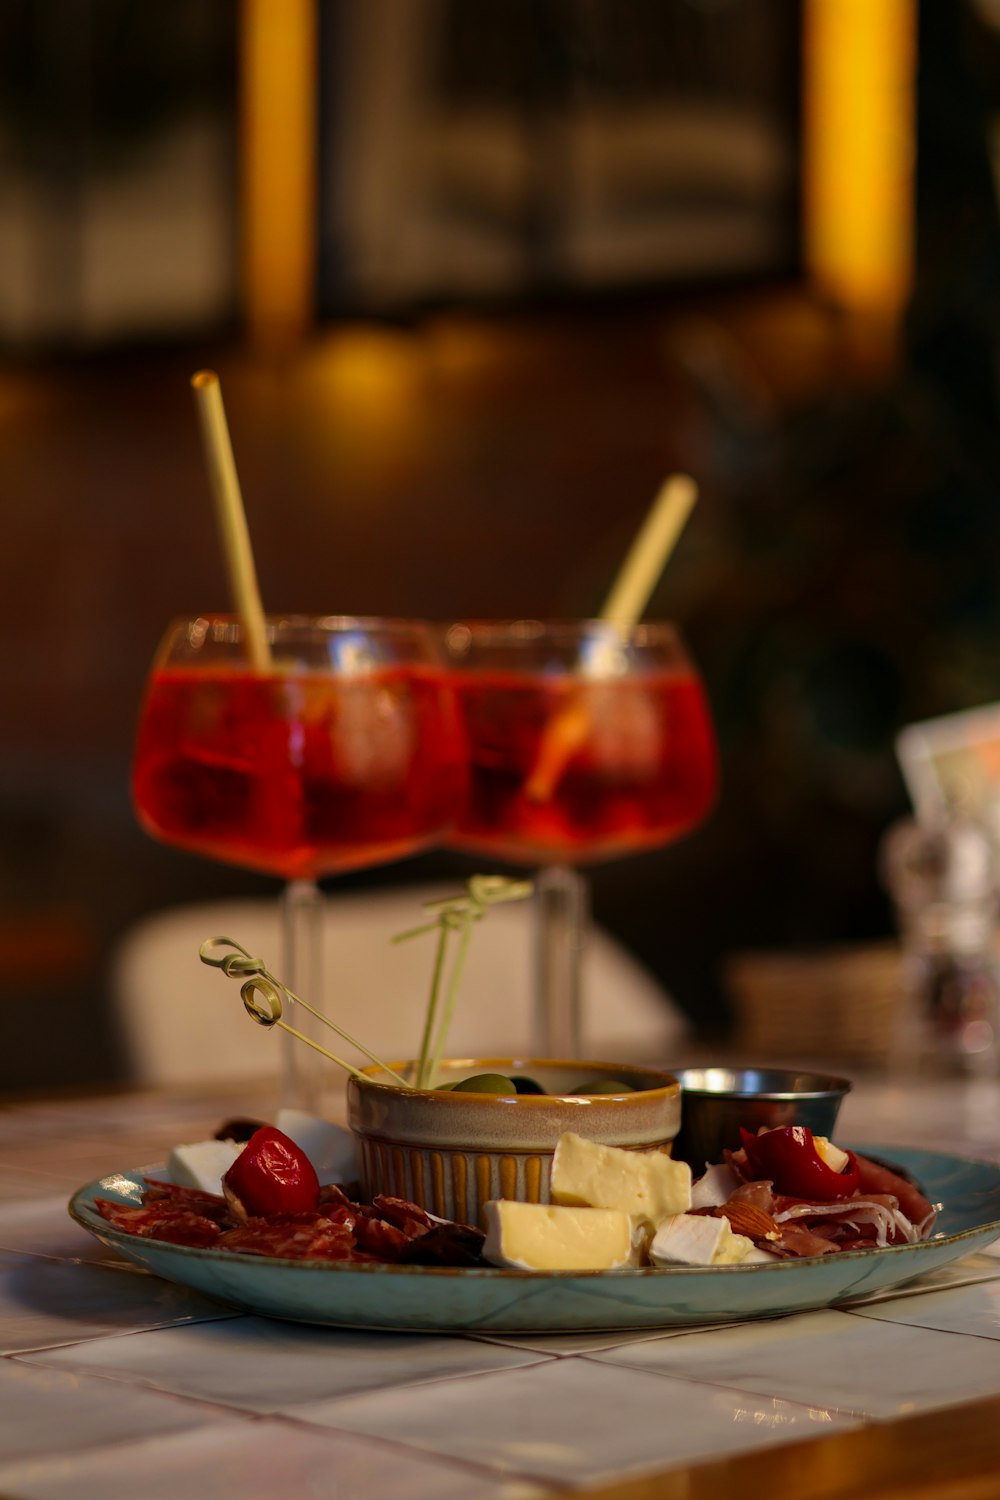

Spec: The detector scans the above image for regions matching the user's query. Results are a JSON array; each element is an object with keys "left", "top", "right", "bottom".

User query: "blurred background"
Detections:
[{"left": 3, "top": 0, "right": 1000, "bottom": 1092}]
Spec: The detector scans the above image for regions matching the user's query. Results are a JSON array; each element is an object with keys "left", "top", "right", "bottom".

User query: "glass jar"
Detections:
[{"left": 879, "top": 811, "right": 1000, "bottom": 1074}]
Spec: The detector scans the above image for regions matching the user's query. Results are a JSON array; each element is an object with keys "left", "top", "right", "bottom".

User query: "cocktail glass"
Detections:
[
  {"left": 132, "top": 614, "right": 465, "bottom": 1109},
  {"left": 440, "top": 619, "right": 718, "bottom": 1057}
]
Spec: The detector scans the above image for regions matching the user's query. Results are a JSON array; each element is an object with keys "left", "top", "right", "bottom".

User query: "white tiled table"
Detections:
[{"left": 1, "top": 1074, "right": 999, "bottom": 1500}]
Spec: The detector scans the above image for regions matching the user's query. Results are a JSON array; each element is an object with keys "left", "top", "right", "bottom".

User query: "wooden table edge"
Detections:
[{"left": 579, "top": 1391, "right": 1000, "bottom": 1500}]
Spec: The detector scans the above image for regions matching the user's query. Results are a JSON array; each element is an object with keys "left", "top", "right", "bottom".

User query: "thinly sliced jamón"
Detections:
[{"left": 853, "top": 1153, "right": 936, "bottom": 1228}]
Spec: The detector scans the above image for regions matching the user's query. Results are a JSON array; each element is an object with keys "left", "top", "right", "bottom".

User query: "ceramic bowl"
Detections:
[
  {"left": 346, "top": 1057, "right": 681, "bottom": 1227},
  {"left": 671, "top": 1065, "right": 852, "bottom": 1173}
]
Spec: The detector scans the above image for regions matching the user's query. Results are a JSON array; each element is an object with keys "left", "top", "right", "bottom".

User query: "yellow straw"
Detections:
[
  {"left": 525, "top": 473, "right": 698, "bottom": 803},
  {"left": 190, "top": 370, "right": 272, "bottom": 672},
  {"left": 599, "top": 474, "right": 698, "bottom": 629}
]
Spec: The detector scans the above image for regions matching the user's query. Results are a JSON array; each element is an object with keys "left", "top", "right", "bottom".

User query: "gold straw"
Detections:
[
  {"left": 525, "top": 473, "right": 698, "bottom": 803},
  {"left": 190, "top": 370, "right": 272, "bottom": 672}
]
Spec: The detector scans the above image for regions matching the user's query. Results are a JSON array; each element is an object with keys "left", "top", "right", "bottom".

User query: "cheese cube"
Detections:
[
  {"left": 649, "top": 1212, "right": 753, "bottom": 1267},
  {"left": 550, "top": 1132, "right": 691, "bottom": 1227},
  {"left": 482, "top": 1199, "right": 639, "bottom": 1272},
  {"left": 166, "top": 1138, "right": 241, "bottom": 1197}
]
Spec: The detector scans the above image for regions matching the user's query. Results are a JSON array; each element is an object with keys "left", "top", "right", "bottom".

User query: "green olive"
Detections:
[
  {"left": 510, "top": 1075, "right": 547, "bottom": 1095},
  {"left": 433, "top": 1080, "right": 460, "bottom": 1091},
  {"left": 451, "top": 1072, "right": 517, "bottom": 1094},
  {"left": 569, "top": 1078, "right": 636, "bottom": 1095}
]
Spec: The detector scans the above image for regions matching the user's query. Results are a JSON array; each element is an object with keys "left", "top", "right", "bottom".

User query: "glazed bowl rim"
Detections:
[{"left": 349, "top": 1057, "right": 681, "bottom": 1104}]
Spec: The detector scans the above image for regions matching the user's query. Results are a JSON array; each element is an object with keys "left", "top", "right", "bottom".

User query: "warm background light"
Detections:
[
  {"left": 240, "top": 0, "right": 920, "bottom": 373},
  {"left": 241, "top": 0, "right": 317, "bottom": 347},
  {"left": 803, "top": 0, "right": 917, "bottom": 359}
]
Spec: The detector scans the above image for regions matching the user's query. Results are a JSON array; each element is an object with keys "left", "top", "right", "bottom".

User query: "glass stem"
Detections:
[
  {"left": 280, "top": 877, "right": 325, "bottom": 1114},
  {"left": 533, "top": 863, "right": 588, "bottom": 1058}
]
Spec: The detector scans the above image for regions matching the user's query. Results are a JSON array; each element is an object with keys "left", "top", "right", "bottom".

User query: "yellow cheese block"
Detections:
[
  {"left": 550, "top": 1131, "right": 692, "bottom": 1226},
  {"left": 482, "top": 1199, "right": 639, "bottom": 1271}
]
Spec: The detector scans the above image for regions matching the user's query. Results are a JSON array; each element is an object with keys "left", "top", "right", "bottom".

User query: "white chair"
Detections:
[{"left": 110, "top": 882, "right": 688, "bottom": 1088}]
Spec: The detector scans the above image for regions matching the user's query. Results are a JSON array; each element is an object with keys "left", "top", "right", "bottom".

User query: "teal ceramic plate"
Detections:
[{"left": 69, "top": 1146, "right": 1000, "bottom": 1333}]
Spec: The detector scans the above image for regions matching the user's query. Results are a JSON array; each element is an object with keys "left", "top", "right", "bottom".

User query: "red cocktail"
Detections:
[
  {"left": 449, "top": 668, "right": 717, "bottom": 866},
  {"left": 132, "top": 616, "right": 465, "bottom": 1108},
  {"left": 134, "top": 663, "right": 462, "bottom": 880},
  {"left": 441, "top": 620, "right": 718, "bottom": 1055}
]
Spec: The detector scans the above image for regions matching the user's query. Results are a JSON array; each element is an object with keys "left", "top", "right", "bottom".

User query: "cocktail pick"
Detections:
[
  {"left": 524, "top": 473, "right": 699, "bottom": 804},
  {"left": 190, "top": 370, "right": 272, "bottom": 672},
  {"left": 199, "top": 936, "right": 414, "bottom": 1088},
  {"left": 199, "top": 876, "right": 532, "bottom": 1092},
  {"left": 392, "top": 875, "right": 533, "bottom": 1089}
]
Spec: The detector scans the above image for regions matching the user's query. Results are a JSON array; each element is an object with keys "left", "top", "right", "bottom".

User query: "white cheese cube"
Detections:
[
  {"left": 550, "top": 1132, "right": 691, "bottom": 1227},
  {"left": 482, "top": 1200, "right": 640, "bottom": 1272},
  {"left": 166, "top": 1138, "right": 241, "bottom": 1197},
  {"left": 649, "top": 1213, "right": 753, "bottom": 1267},
  {"left": 275, "top": 1109, "right": 359, "bottom": 1185}
]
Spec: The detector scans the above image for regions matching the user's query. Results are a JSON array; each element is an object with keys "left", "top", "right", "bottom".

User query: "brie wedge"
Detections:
[
  {"left": 649, "top": 1212, "right": 753, "bottom": 1267},
  {"left": 482, "top": 1199, "right": 639, "bottom": 1272}
]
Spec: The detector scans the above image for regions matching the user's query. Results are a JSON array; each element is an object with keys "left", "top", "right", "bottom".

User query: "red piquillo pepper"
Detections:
[
  {"left": 739, "top": 1125, "right": 860, "bottom": 1201},
  {"left": 222, "top": 1126, "right": 320, "bottom": 1218}
]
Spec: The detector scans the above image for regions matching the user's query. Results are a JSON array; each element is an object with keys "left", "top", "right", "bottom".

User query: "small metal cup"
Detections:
[{"left": 672, "top": 1066, "right": 852, "bottom": 1172}]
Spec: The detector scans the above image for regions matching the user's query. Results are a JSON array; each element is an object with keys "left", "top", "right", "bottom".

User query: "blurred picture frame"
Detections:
[{"left": 316, "top": 0, "right": 803, "bottom": 318}]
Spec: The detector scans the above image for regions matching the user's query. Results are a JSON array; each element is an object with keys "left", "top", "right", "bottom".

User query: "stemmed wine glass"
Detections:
[
  {"left": 131, "top": 614, "right": 465, "bottom": 1109},
  {"left": 440, "top": 618, "right": 718, "bottom": 1058}
]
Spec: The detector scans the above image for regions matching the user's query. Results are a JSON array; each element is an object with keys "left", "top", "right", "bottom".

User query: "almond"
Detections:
[{"left": 717, "top": 1201, "right": 781, "bottom": 1242}]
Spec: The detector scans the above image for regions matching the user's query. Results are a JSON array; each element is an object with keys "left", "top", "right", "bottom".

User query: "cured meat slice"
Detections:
[
  {"left": 216, "top": 1214, "right": 364, "bottom": 1261},
  {"left": 772, "top": 1221, "right": 840, "bottom": 1257},
  {"left": 319, "top": 1183, "right": 355, "bottom": 1208},
  {"left": 853, "top": 1153, "right": 937, "bottom": 1231},
  {"left": 694, "top": 1165, "right": 932, "bottom": 1258},
  {"left": 94, "top": 1198, "right": 223, "bottom": 1248},
  {"left": 141, "top": 1180, "right": 231, "bottom": 1222},
  {"left": 400, "top": 1222, "right": 487, "bottom": 1266},
  {"left": 96, "top": 1178, "right": 489, "bottom": 1266},
  {"left": 351, "top": 1215, "right": 414, "bottom": 1261},
  {"left": 370, "top": 1195, "right": 438, "bottom": 1234}
]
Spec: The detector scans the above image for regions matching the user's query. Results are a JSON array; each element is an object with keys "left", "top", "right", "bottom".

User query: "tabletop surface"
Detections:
[{"left": 2, "top": 1070, "right": 1000, "bottom": 1500}]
